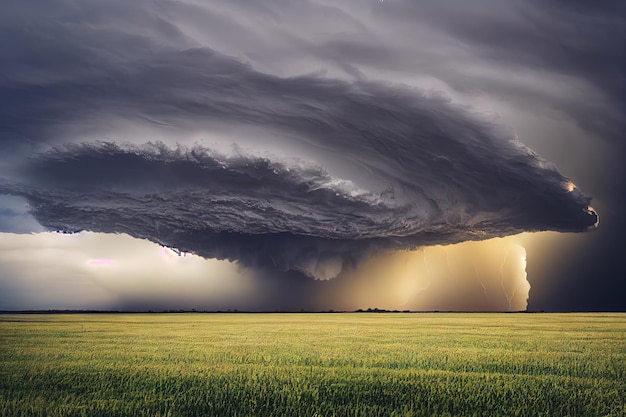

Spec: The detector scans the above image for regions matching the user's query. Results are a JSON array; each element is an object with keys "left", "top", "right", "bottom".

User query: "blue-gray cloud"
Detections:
[{"left": 0, "top": 195, "right": 45, "bottom": 234}]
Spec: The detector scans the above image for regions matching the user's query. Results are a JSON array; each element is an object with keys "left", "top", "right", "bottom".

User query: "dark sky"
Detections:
[{"left": 0, "top": 0, "right": 624, "bottom": 311}]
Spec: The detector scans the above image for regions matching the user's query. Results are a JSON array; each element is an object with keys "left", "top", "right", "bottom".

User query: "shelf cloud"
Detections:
[{"left": 2, "top": 105, "right": 596, "bottom": 279}]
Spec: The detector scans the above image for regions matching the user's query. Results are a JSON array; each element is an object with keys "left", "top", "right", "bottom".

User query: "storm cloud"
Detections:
[
  {"left": 1, "top": 109, "right": 596, "bottom": 279},
  {"left": 1, "top": 0, "right": 622, "bottom": 310},
  {"left": 0, "top": 0, "right": 600, "bottom": 280}
]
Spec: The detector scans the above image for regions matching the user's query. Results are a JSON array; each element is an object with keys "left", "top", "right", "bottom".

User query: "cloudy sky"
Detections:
[{"left": 0, "top": 0, "right": 623, "bottom": 311}]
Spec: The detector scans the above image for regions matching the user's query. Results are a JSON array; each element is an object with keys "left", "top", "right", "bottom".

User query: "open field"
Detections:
[{"left": 1, "top": 313, "right": 625, "bottom": 417}]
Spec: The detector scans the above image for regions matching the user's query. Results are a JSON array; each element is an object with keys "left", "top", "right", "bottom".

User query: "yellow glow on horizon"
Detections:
[{"left": 322, "top": 236, "right": 531, "bottom": 312}]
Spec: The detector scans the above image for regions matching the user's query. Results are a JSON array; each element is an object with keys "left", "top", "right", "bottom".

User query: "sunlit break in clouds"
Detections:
[{"left": 1, "top": 0, "right": 623, "bottom": 311}]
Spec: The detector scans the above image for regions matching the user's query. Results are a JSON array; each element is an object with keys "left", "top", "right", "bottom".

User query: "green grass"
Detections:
[{"left": 1, "top": 313, "right": 625, "bottom": 417}]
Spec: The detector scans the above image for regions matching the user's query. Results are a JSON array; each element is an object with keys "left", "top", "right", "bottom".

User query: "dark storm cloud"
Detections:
[
  {"left": 372, "top": 0, "right": 626, "bottom": 142},
  {"left": 0, "top": 0, "right": 604, "bottom": 282},
  {"left": 2, "top": 131, "right": 595, "bottom": 279},
  {"left": 2, "top": 0, "right": 622, "bottom": 142}
]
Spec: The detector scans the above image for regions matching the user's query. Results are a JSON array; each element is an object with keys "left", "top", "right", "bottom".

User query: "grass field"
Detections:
[{"left": 1, "top": 313, "right": 625, "bottom": 417}]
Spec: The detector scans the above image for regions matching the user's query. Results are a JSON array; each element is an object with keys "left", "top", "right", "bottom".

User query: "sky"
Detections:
[{"left": 0, "top": 0, "right": 624, "bottom": 312}]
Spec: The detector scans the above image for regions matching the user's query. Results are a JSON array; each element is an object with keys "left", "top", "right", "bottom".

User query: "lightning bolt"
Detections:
[
  {"left": 510, "top": 252, "right": 528, "bottom": 310},
  {"left": 519, "top": 252, "right": 530, "bottom": 310},
  {"left": 417, "top": 248, "right": 433, "bottom": 293},
  {"left": 472, "top": 260, "right": 487, "bottom": 295},
  {"left": 500, "top": 247, "right": 512, "bottom": 310}
]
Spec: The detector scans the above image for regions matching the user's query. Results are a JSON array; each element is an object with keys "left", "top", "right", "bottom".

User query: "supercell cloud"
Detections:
[
  {"left": 1, "top": 89, "right": 596, "bottom": 279},
  {"left": 0, "top": 0, "right": 601, "bottom": 282}
]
